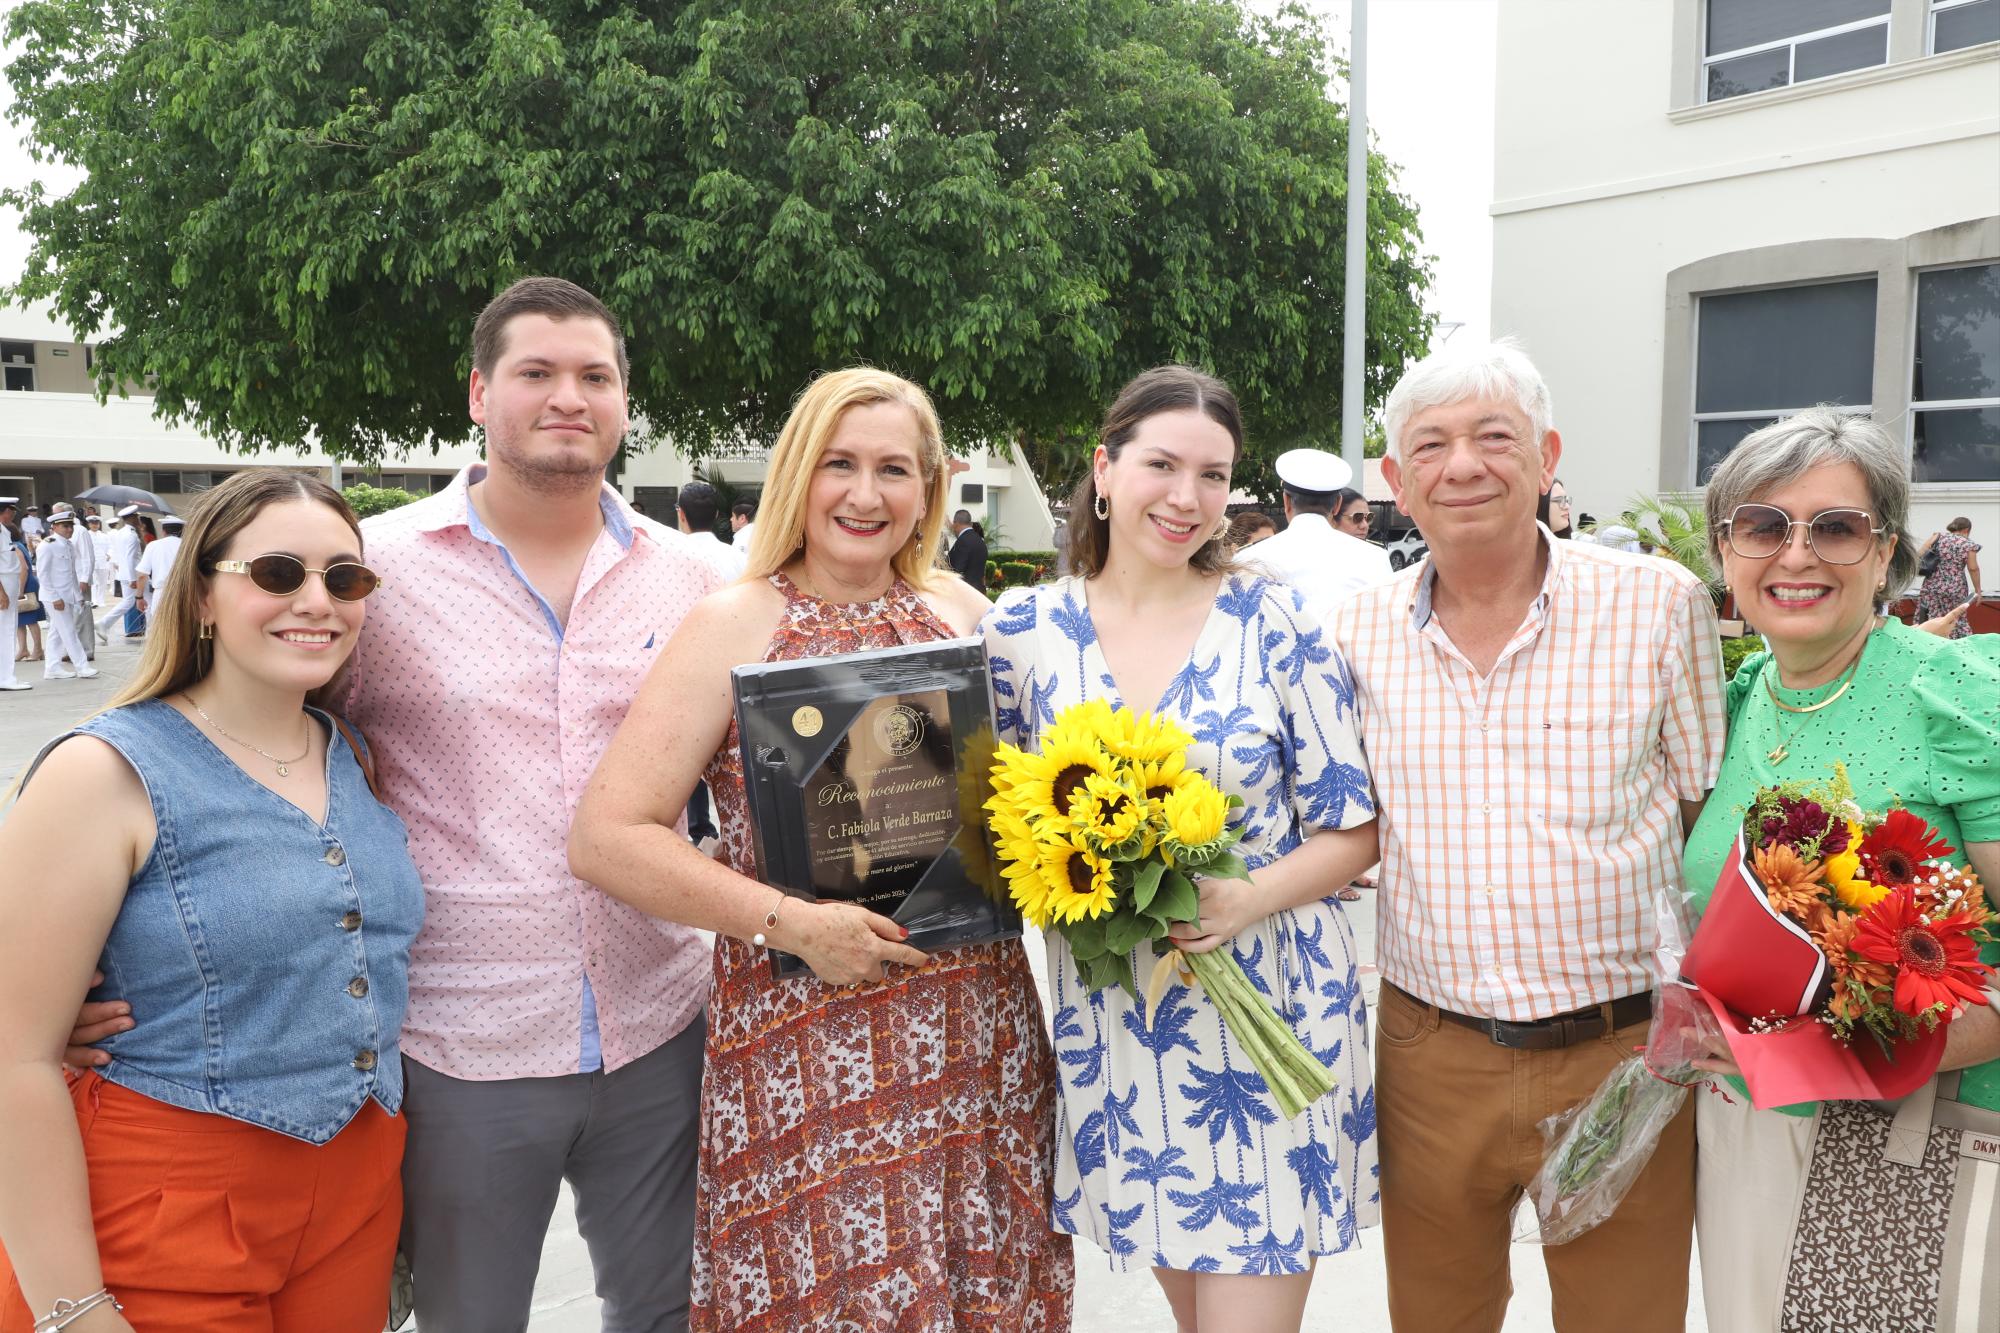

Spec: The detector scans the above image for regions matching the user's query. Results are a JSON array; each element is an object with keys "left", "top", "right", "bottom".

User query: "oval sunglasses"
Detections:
[{"left": 211, "top": 554, "right": 383, "bottom": 601}]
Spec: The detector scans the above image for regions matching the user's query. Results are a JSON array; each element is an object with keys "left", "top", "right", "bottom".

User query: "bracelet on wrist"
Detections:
[
  {"left": 750, "top": 894, "right": 784, "bottom": 949},
  {"left": 34, "top": 1288, "right": 121, "bottom": 1332}
]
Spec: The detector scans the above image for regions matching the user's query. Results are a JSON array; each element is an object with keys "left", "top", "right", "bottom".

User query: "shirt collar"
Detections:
[
  {"left": 1409, "top": 521, "right": 1564, "bottom": 630},
  {"left": 1286, "top": 512, "right": 1333, "bottom": 534},
  {"left": 427, "top": 463, "right": 636, "bottom": 552}
]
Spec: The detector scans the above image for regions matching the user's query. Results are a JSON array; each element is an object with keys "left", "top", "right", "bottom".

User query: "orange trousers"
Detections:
[{"left": 1, "top": 1074, "right": 404, "bottom": 1333}]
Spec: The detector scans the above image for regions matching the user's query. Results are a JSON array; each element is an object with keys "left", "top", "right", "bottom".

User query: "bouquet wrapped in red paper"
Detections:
[{"left": 1679, "top": 764, "right": 1997, "bottom": 1109}]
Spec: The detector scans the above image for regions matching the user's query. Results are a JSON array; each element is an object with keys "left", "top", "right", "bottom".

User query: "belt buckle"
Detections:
[{"left": 1487, "top": 1017, "right": 1523, "bottom": 1049}]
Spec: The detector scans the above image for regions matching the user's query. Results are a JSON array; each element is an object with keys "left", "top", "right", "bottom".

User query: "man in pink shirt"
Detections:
[
  {"left": 348, "top": 278, "right": 719, "bottom": 1331},
  {"left": 1328, "top": 341, "right": 1724, "bottom": 1332}
]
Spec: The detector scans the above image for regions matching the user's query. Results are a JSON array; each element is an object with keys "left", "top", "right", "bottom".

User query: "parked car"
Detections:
[{"left": 1385, "top": 529, "right": 1428, "bottom": 570}]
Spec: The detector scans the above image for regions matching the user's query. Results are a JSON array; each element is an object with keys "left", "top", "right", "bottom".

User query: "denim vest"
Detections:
[{"left": 32, "top": 700, "right": 425, "bottom": 1143}]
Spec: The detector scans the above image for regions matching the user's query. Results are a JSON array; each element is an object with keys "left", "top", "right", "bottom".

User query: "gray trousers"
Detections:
[{"left": 400, "top": 1012, "right": 705, "bottom": 1333}]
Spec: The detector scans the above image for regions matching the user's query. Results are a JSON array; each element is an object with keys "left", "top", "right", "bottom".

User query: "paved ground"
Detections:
[{"left": 4, "top": 633, "right": 1706, "bottom": 1331}]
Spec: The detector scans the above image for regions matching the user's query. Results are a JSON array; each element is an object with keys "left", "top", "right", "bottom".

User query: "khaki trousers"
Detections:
[{"left": 1376, "top": 982, "right": 1695, "bottom": 1333}]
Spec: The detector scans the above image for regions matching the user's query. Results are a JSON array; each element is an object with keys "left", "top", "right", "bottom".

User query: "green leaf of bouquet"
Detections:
[
  {"left": 1131, "top": 859, "right": 1168, "bottom": 912},
  {"left": 1065, "top": 914, "right": 1109, "bottom": 960},
  {"left": 1155, "top": 869, "right": 1200, "bottom": 923},
  {"left": 1106, "top": 907, "right": 1156, "bottom": 955},
  {"left": 1202, "top": 851, "right": 1252, "bottom": 882}
]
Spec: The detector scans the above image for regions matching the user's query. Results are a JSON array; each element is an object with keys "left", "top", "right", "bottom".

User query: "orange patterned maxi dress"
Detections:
[{"left": 690, "top": 573, "right": 1073, "bottom": 1331}]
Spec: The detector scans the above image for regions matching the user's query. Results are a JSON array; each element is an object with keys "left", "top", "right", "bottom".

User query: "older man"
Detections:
[{"left": 1329, "top": 340, "right": 1723, "bottom": 1332}]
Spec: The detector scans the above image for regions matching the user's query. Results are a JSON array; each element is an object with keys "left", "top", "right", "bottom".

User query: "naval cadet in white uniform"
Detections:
[
  {"left": 34, "top": 511, "right": 97, "bottom": 679},
  {"left": 1241, "top": 447, "right": 1392, "bottom": 623},
  {"left": 96, "top": 505, "right": 145, "bottom": 638},
  {"left": 0, "top": 497, "right": 28, "bottom": 691}
]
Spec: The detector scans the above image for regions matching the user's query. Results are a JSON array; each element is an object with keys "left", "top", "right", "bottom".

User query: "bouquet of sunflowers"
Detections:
[{"left": 985, "top": 699, "right": 1336, "bottom": 1118}]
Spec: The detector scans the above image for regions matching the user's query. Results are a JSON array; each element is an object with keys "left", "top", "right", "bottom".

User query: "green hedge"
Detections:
[
  {"left": 985, "top": 549, "right": 1058, "bottom": 590},
  {"left": 1720, "top": 633, "right": 1765, "bottom": 680},
  {"left": 342, "top": 483, "right": 424, "bottom": 519}
]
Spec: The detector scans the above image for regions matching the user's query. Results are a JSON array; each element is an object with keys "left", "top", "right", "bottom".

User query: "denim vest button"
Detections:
[
  {"left": 347, "top": 976, "right": 370, "bottom": 999},
  {"left": 324, "top": 845, "right": 347, "bottom": 866},
  {"left": 353, "top": 1049, "right": 377, "bottom": 1071},
  {"left": 340, "top": 911, "right": 363, "bottom": 931}
]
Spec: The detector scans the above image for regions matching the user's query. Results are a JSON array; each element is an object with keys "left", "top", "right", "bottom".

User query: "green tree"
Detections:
[
  {"left": 340, "top": 483, "right": 424, "bottom": 519},
  {"left": 5, "top": 0, "right": 1433, "bottom": 489}
]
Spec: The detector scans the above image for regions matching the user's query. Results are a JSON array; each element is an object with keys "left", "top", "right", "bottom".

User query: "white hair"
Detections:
[{"left": 1384, "top": 337, "right": 1553, "bottom": 459}]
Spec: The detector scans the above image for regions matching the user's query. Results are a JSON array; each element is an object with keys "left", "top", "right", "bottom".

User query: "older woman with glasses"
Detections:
[{"left": 1681, "top": 408, "right": 2000, "bottom": 1331}]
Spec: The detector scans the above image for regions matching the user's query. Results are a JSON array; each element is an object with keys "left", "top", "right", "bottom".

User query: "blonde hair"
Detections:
[
  {"left": 109, "top": 471, "right": 363, "bottom": 711},
  {"left": 744, "top": 368, "right": 950, "bottom": 590}
]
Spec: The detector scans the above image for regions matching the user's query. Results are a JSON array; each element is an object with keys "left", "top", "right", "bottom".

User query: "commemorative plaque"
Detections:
[{"left": 731, "top": 637, "right": 1017, "bottom": 977}]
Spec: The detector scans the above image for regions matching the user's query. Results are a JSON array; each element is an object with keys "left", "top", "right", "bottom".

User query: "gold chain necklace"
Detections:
[
  {"left": 1760, "top": 644, "right": 1865, "bottom": 765},
  {"left": 184, "top": 694, "right": 312, "bottom": 777}
]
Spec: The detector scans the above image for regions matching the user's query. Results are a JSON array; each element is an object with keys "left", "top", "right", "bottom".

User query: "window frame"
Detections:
[
  {"left": 1929, "top": 0, "right": 1999, "bottom": 52},
  {"left": 1702, "top": 4, "right": 1893, "bottom": 102},
  {"left": 1907, "top": 259, "right": 2000, "bottom": 483}
]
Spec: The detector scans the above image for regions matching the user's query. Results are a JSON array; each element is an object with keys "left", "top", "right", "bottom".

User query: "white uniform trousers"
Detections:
[
  {"left": 0, "top": 601, "right": 18, "bottom": 688},
  {"left": 42, "top": 595, "right": 90, "bottom": 676},
  {"left": 97, "top": 586, "right": 137, "bottom": 637}
]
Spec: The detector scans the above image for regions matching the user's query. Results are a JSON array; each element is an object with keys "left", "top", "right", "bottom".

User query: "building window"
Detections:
[
  {"left": 114, "top": 469, "right": 153, "bottom": 490},
  {"left": 1, "top": 340, "right": 35, "bottom": 391},
  {"left": 1932, "top": 0, "right": 2000, "bottom": 52},
  {"left": 1703, "top": 0, "right": 1890, "bottom": 102},
  {"left": 1911, "top": 262, "right": 2000, "bottom": 483},
  {"left": 1693, "top": 278, "right": 1877, "bottom": 481},
  {"left": 960, "top": 482, "right": 984, "bottom": 504}
]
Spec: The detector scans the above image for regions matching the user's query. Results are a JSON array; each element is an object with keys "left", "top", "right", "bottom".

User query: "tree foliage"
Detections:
[
  {"left": 340, "top": 483, "right": 424, "bottom": 518},
  {"left": 5, "top": 0, "right": 1434, "bottom": 492}
]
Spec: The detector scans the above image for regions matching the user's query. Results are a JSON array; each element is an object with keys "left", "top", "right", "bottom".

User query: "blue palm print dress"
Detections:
[{"left": 981, "top": 573, "right": 1380, "bottom": 1274}]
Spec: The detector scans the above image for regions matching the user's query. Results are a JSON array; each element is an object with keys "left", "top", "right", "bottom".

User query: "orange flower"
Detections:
[
  {"left": 1815, "top": 911, "right": 1892, "bottom": 993},
  {"left": 1754, "top": 843, "right": 1826, "bottom": 921}
]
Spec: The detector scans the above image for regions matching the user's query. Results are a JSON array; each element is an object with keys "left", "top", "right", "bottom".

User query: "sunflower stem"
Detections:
[{"left": 1184, "top": 947, "right": 1336, "bottom": 1119}]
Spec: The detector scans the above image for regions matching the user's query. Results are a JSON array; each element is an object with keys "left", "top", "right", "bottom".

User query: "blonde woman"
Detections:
[
  {"left": 570, "top": 369, "right": 1073, "bottom": 1331},
  {"left": 0, "top": 471, "right": 423, "bottom": 1332}
]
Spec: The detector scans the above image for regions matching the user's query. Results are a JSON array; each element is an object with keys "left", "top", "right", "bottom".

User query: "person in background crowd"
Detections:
[
  {"left": 676, "top": 481, "right": 748, "bottom": 581},
  {"left": 1330, "top": 339, "right": 1724, "bottom": 1332},
  {"left": 1229, "top": 509, "right": 1277, "bottom": 546},
  {"left": 946, "top": 506, "right": 989, "bottom": 590},
  {"left": 0, "top": 471, "right": 423, "bottom": 1333},
  {"left": 34, "top": 514, "right": 96, "bottom": 681},
  {"left": 96, "top": 509, "right": 145, "bottom": 641},
  {"left": 57, "top": 506, "right": 97, "bottom": 662},
  {"left": 1334, "top": 486, "right": 1376, "bottom": 542},
  {"left": 131, "top": 517, "right": 185, "bottom": 625},
  {"left": 85, "top": 516, "right": 113, "bottom": 609},
  {"left": 1240, "top": 447, "right": 1392, "bottom": 622},
  {"left": 1915, "top": 515, "right": 1981, "bottom": 640},
  {"left": 9, "top": 519, "right": 43, "bottom": 667},
  {"left": 728, "top": 500, "right": 756, "bottom": 548},
  {"left": 1536, "top": 476, "right": 1576, "bottom": 539},
  {"left": 1685, "top": 410, "right": 2000, "bottom": 1330},
  {"left": 0, "top": 500, "right": 25, "bottom": 692},
  {"left": 982, "top": 366, "right": 1379, "bottom": 1331},
  {"left": 571, "top": 367, "right": 1072, "bottom": 1331},
  {"left": 20, "top": 507, "right": 44, "bottom": 541}
]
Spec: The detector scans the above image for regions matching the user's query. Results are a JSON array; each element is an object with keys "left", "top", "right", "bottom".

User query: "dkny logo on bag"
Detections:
[{"left": 1963, "top": 1130, "right": 2000, "bottom": 1164}]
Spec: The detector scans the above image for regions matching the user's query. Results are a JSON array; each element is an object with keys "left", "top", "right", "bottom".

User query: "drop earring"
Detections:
[
  {"left": 1094, "top": 492, "right": 1109, "bottom": 520},
  {"left": 199, "top": 622, "right": 214, "bottom": 640}
]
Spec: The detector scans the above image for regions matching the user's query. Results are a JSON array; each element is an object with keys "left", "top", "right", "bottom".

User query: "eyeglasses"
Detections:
[
  {"left": 1339, "top": 509, "right": 1371, "bottom": 527},
  {"left": 1720, "top": 505, "right": 1885, "bottom": 565},
  {"left": 211, "top": 554, "right": 383, "bottom": 601},
  {"left": 1549, "top": 494, "right": 1572, "bottom": 508}
]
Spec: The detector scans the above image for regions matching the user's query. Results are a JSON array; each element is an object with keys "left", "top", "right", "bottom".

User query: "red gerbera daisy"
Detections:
[
  {"left": 1850, "top": 886, "right": 1993, "bottom": 1018},
  {"left": 1855, "top": 810, "right": 1955, "bottom": 888}
]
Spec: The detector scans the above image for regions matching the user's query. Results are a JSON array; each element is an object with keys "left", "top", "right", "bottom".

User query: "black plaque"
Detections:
[{"left": 731, "top": 637, "right": 1017, "bottom": 976}]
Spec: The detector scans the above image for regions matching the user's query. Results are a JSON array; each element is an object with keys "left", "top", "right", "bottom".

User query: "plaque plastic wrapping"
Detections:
[{"left": 731, "top": 636, "right": 1018, "bottom": 977}]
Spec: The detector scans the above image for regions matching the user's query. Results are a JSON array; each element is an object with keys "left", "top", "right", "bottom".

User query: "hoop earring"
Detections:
[
  {"left": 198, "top": 622, "right": 214, "bottom": 640},
  {"left": 1093, "top": 492, "right": 1109, "bottom": 521}
]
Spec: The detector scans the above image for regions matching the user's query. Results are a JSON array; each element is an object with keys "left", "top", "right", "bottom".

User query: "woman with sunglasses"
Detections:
[
  {"left": 0, "top": 470, "right": 423, "bottom": 1333},
  {"left": 1681, "top": 408, "right": 2000, "bottom": 1330}
]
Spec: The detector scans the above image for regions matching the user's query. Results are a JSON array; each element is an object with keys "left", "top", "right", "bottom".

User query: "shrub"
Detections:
[
  {"left": 342, "top": 483, "right": 424, "bottom": 519},
  {"left": 1720, "top": 633, "right": 1765, "bottom": 680}
]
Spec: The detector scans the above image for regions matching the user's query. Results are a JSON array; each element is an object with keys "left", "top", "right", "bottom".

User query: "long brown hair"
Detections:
[
  {"left": 1064, "top": 365, "right": 1244, "bottom": 579},
  {"left": 108, "top": 471, "right": 363, "bottom": 711}
]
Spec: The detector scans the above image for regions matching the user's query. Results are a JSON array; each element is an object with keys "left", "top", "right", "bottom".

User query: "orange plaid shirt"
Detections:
[{"left": 1329, "top": 531, "right": 1724, "bottom": 1021}]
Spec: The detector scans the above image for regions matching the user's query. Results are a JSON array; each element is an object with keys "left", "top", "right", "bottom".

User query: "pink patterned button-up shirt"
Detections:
[{"left": 344, "top": 467, "right": 721, "bottom": 1079}]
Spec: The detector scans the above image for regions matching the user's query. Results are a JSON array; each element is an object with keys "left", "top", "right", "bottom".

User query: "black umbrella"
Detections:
[{"left": 75, "top": 484, "right": 174, "bottom": 515}]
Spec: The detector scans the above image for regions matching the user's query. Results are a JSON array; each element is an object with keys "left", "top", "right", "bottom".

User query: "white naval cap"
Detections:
[
  {"left": 0, "top": 496, "right": 16, "bottom": 506},
  {"left": 1273, "top": 447, "right": 1353, "bottom": 496},
  {"left": 48, "top": 511, "right": 76, "bottom": 525},
  {"left": 85, "top": 514, "right": 102, "bottom": 523},
  {"left": 116, "top": 503, "right": 141, "bottom": 518},
  {"left": 161, "top": 514, "right": 185, "bottom": 528}
]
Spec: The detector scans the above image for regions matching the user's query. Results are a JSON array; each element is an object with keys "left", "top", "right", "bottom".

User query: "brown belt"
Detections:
[{"left": 1390, "top": 983, "right": 1652, "bottom": 1051}]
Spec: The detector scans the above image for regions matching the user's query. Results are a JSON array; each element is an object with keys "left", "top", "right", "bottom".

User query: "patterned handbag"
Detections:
[{"left": 1780, "top": 1070, "right": 2000, "bottom": 1333}]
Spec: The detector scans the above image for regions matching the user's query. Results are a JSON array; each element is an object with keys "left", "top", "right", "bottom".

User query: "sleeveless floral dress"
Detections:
[{"left": 690, "top": 572, "right": 1073, "bottom": 1332}]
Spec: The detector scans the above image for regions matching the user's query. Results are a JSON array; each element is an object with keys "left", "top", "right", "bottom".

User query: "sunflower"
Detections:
[
  {"left": 1856, "top": 810, "right": 1955, "bottom": 890},
  {"left": 1823, "top": 846, "right": 1887, "bottom": 911},
  {"left": 1070, "top": 771, "right": 1148, "bottom": 850},
  {"left": 1752, "top": 843, "right": 1825, "bottom": 921},
  {"left": 1162, "top": 777, "right": 1231, "bottom": 850},
  {"left": 1130, "top": 749, "right": 1190, "bottom": 804},
  {"left": 988, "top": 808, "right": 1057, "bottom": 926},
  {"left": 1008, "top": 732, "right": 1117, "bottom": 825},
  {"left": 1109, "top": 709, "right": 1196, "bottom": 765},
  {"left": 1039, "top": 836, "right": 1118, "bottom": 924},
  {"left": 1850, "top": 886, "right": 1993, "bottom": 1019}
]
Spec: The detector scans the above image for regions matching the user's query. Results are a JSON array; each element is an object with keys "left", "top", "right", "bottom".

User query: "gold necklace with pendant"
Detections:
[
  {"left": 185, "top": 693, "right": 313, "bottom": 777},
  {"left": 1760, "top": 644, "right": 1865, "bottom": 765}
]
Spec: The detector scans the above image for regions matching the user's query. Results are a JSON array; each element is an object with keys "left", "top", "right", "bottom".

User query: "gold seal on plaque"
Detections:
[{"left": 792, "top": 705, "right": 824, "bottom": 737}]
